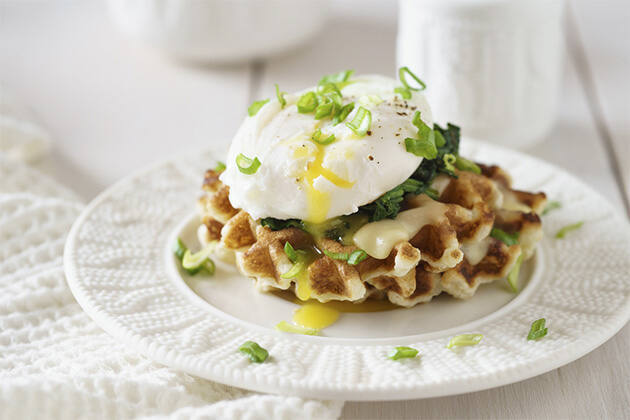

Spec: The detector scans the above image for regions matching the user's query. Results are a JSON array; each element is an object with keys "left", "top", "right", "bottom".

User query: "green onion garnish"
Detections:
[
  {"left": 555, "top": 221, "right": 584, "bottom": 239},
  {"left": 332, "top": 102, "right": 355, "bottom": 126},
  {"left": 314, "top": 96, "right": 335, "bottom": 119},
  {"left": 284, "top": 242, "right": 298, "bottom": 263},
  {"left": 238, "top": 340, "right": 269, "bottom": 363},
  {"left": 311, "top": 129, "right": 336, "bottom": 145},
  {"left": 281, "top": 250, "right": 307, "bottom": 279},
  {"left": 398, "top": 66, "right": 427, "bottom": 91},
  {"left": 214, "top": 161, "right": 226, "bottom": 172},
  {"left": 506, "top": 254, "right": 523, "bottom": 293},
  {"left": 527, "top": 318, "right": 548, "bottom": 340},
  {"left": 405, "top": 111, "right": 437, "bottom": 159},
  {"left": 275, "top": 83, "right": 286, "bottom": 109},
  {"left": 446, "top": 334, "right": 483, "bottom": 349},
  {"left": 542, "top": 201, "right": 562, "bottom": 215},
  {"left": 443, "top": 153, "right": 457, "bottom": 172},
  {"left": 247, "top": 99, "right": 269, "bottom": 116},
  {"left": 455, "top": 156, "right": 481, "bottom": 174},
  {"left": 275, "top": 321, "right": 319, "bottom": 336},
  {"left": 388, "top": 346, "right": 419, "bottom": 360},
  {"left": 348, "top": 250, "right": 367, "bottom": 265},
  {"left": 490, "top": 227, "right": 519, "bottom": 246},
  {"left": 318, "top": 70, "right": 354, "bottom": 86},
  {"left": 173, "top": 238, "right": 187, "bottom": 261},
  {"left": 323, "top": 249, "right": 349, "bottom": 261},
  {"left": 394, "top": 86, "right": 412, "bottom": 99},
  {"left": 236, "top": 153, "right": 261, "bottom": 175},
  {"left": 181, "top": 243, "right": 217, "bottom": 276},
  {"left": 297, "top": 91, "right": 319, "bottom": 113},
  {"left": 345, "top": 106, "right": 372, "bottom": 136}
]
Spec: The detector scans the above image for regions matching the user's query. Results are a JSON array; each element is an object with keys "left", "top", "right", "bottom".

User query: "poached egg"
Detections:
[{"left": 220, "top": 74, "right": 433, "bottom": 224}]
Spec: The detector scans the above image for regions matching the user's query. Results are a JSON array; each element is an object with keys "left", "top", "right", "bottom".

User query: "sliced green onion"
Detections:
[
  {"left": 314, "top": 96, "right": 335, "bottom": 119},
  {"left": 297, "top": 91, "right": 319, "bottom": 113},
  {"left": 394, "top": 86, "right": 412, "bottom": 99},
  {"left": 275, "top": 321, "right": 319, "bottom": 336},
  {"left": 446, "top": 334, "right": 483, "bottom": 349},
  {"left": 434, "top": 130, "right": 446, "bottom": 147},
  {"left": 346, "top": 106, "right": 372, "bottom": 137},
  {"left": 388, "top": 346, "right": 419, "bottom": 360},
  {"left": 443, "top": 153, "right": 457, "bottom": 172},
  {"left": 322, "top": 249, "right": 349, "bottom": 261},
  {"left": 490, "top": 227, "right": 519, "bottom": 246},
  {"left": 247, "top": 99, "right": 269, "bottom": 116},
  {"left": 236, "top": 153, "right": 261, "bottom": 175},
  {"left": 348, "top": 249, "right": 367, "bottom": 265},
  {"left": 173, "top": 238, "right": 187, "bottom": 261},
  {"left": 284, "top": 242, "right": 298, "bottom": 263},
  {"left": 318, "top": 82, "right": 342, "bottom": 97},
  {"left": 542, "top": 201, "right": 562, "bottom": 215},
  {"left": 405, "top": 111, "right": 437, "bottom": 159},
  {"left": 238, "top": 340, "right": 268, "bottom": 363},
  {"left": 275, "top": 83, "right": 286, "bottom": 109},
  {"left": 332, "top": 102, "right": 355, "bottom": 126},
  {"left": 455, "top": 156, "right": 481, "bottom": 174},
  {"left": 281, "top": 258, "right": 306, "bottom": 279},
  {"left": 398, "top": 66, "right": 427, "bottom": 91},
  {"left": 311, "top": 129, "right": 336, "bottom": 145},
  {"left": 202, "top": 258, "right": 216, "bottom": 275},
  {"left": 358, "top": 94, "right": 383, "bottom": 107},
  {"left": 506, "top": 254, "right": 523, "bottom": 293},
  {"left": 182, "top": 244, "right": 216, "bottom": 276},
  {"left": 555, "top": 221, "right": 584, "bottom": 239},
  {"left": 527, "top": 318, "right": 548, "bottom": 341},
  {"left": 318, "top": 70, "right": 354, "bottom": 86},
  {"left": 214, "top": 161, "right": 226, "bottom": 172}
]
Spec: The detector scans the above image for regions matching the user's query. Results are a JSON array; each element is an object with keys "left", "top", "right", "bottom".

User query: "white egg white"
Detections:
[{"left": 220, "top": 74, "right": 433, "bottom": 223}]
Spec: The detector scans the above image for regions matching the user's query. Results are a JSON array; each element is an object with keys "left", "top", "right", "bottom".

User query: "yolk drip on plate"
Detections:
[
  {"left": 299, "top": 141, "right": 354, "bottom": 224},
  {"left": 293, "top": 303, "right": 340, "bottom": 330}
]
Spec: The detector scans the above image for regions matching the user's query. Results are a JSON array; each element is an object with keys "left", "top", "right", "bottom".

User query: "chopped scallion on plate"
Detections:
[
  {"left": 275, "top": 321, "right": 319, "bottom": 336},
  {"left": 388, "top": 346, "right": 419, "bottom": 361},
  {"left": 555, "top": 221, "right": 584, "bottom": 239},
  {"left": 506, "top": 254, "right": 523, "bottom": 293},
  {"left": 446, "top": 334, "right": 483, "bottom": 349},
  {"left": 238, "top": 340, "right": 268, "bottom": 363},
  {"left": 490, "top": 227, "right": 519, "bottom": 246},
  {"left": 284, "top": 242, "right": 298, "bottom": 263},
  {"left": 527, "top": 318, "right": 548, "bottom": 340},
  {"left": 542, "top": 201, "right": 562, "bottom": 215}
]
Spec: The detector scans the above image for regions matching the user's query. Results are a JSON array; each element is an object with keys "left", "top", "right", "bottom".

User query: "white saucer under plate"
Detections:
[{"left": 64, "top": 140, "right": 630, "bottom": 401}]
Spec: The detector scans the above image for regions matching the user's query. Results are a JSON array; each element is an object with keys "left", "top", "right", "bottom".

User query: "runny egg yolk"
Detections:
[
  {"left": 294, "top": 139, "right": 355, "bottom": 224},
  {"left": 293, "top": 303, "right": 340, "bottom": 330}
]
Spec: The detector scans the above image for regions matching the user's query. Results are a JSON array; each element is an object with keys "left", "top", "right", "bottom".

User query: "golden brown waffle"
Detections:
[{"left": 197, "top": 164, "right": 546, "bottom": 306}]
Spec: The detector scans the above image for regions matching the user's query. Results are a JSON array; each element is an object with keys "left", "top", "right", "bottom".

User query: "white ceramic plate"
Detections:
[{"left": 64, "top": 140, "right": 630, "bottom": 401}]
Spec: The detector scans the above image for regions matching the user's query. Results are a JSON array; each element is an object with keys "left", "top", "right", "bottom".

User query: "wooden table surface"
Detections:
[{"left": 1, "top": 1, "right": 628, "bottom": 418}]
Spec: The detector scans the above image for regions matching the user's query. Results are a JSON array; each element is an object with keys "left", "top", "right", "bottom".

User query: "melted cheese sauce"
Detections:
[
  {"left": 353, "top": 197, "right": 449, "bottom": 258},
  {"left": 461, "top": 237, "right": 491, "bottom": 265}
]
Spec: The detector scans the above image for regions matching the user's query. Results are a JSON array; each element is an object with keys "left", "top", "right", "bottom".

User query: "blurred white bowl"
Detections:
[{"left": 107, "top": 0, "right": 328, "bottom": 64}]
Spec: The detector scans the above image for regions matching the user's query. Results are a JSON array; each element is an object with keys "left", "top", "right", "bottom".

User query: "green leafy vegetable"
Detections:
[
  {"left": 348, "top": 250, "right": 368, "bottom": 265},
  {"left": 297, "top": 91, "right": 319, "bottom": 113},
  {"left": 446, "top": 334, "right": 483, "bottom": 349},
  {"left": 398, "top": 66, "right": 427, "bottom": 91},
  {"left": 260, "top": 218, "right": 304, "bottom": 231},
  {"left": 388, "top": 346, "right": 419, "bottom": 360},
  {"left": 284, "top": 242, "right": 298, "bottom": 263},
  {"left": 555, "top": 221, "right": 584, "bottom": 239},
  {"left": 404, "top": 111, "right": 437, "bottom": 159},
  {"left": 527, "top": 318, "right": 548, "bottom": 340},
  {"left": 275, "top": 83, "right": 286, "bottom": 108},
  {"left": 275, "top": 321, "right": 319, "bottom": 336},
  {"left": 506, "top": 254, "right": 523, "bottom": 293},
  {"left": 236, "top": 153, "right": 261, "bottom": 175},
  {"left": 346, "top": 106, "right": 372, "bottom": 136},
  {"left": 542, "top": 201, "right": 562, "bottom": 215},
  {"left": 247, "top": 99, "right": 269, "bottom": 116},
  {"left": 455, "top": 156, "right": 481, "bottom": 174},
  {"left": 214, "top": 161, "right": 226, "bottom": 172},
  {"left": 238, "top": 340, "right": 268, "bottom": 363},
  {"left": 490, "top": 228, "right": 519, "bottom": 246}
]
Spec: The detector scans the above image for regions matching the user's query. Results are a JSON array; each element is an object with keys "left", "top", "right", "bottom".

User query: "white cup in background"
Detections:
[
  {"left": 107, "top": 0, "right": 328, "bottom": 64},
  {"left": 397, "top": 0, "right": 566, "bottom": 149}
]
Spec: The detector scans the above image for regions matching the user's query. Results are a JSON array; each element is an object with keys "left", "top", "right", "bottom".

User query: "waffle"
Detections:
[{"left": 197, "top": 166, "right": 546, "bottom": 306}]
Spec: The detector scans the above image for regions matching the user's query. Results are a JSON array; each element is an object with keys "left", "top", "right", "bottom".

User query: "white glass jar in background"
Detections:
[
  {"left": 397, "top": 0, "right": 565, "bottom": 149},
  {"left": 106, "top": 0, "right": 328, "bottom": 64}
]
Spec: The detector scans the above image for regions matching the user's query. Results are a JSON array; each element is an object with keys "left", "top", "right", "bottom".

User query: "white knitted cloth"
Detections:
[{"left": 0, "top": 156, "right": 343, "bottom": 419}]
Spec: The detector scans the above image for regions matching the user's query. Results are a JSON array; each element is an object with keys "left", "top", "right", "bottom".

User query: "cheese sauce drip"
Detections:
[{"left": 353, "top": 196, "right": 449, "bottom": 258}]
